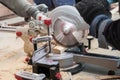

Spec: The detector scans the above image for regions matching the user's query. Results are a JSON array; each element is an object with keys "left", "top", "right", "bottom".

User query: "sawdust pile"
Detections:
[{"left": 0, "top": 32, "right": 32, "bottom": 80}]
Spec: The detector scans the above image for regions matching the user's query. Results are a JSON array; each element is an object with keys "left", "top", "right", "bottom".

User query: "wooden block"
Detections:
[{"left": 52, "top": 45, "right": 66, "bottom": 54}]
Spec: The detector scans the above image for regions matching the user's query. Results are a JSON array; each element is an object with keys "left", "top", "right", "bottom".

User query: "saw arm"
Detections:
[{"left": 0, "top": 0, "right": 48, "bottom": 20}]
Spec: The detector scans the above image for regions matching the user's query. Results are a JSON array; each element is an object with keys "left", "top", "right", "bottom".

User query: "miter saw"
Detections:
[
  {"left": 14, "top": 5, "right": 89, "bottom": 80},
  {"left": 14, "top": 5, "right": 120, "bottom": 80}
]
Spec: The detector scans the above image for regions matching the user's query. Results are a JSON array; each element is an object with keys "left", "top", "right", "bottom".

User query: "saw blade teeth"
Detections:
[{"left": 56, "top": 32, "right": 64, "bottom": 42}]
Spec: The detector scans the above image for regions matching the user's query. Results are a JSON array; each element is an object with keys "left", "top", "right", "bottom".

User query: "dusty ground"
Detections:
[
  {"left": 0, "top": 3, "right": 120, "bottom": 80},
  {"left": 0, "top": 32, "right": 32, "bottom": 80}
]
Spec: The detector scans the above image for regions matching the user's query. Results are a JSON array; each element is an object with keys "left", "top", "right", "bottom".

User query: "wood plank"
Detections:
[
  {"left": 0, "top": 17, "right": 25, "bottom": 26},
  {"left": 100, "top": 75, "right": 120, "bottom": 80}
]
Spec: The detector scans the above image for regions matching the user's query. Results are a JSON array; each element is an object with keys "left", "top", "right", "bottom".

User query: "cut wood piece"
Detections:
[
  {"left": 0, "top": 17, "right": 25, "bottom": 26},
  {"left": 100, "top": 75, "right": 120, "bottom": 80},
  {"left": 52, "top": 45, "right": 66, "bottom": 54}
]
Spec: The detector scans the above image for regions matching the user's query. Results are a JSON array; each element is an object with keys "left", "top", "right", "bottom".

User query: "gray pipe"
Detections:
[{"left": 0, "top": 0, "right": 40, "bottom": 19}]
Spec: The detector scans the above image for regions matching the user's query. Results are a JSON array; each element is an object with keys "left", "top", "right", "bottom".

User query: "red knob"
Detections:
[
  {"left": 14, "top": 74, "right": 23, "bottom": 80},
  {"left": 55, "top": 72, "right": 62, "bottom": 80},
  {"left": 25, "top": 57, "right": 30, "bottom": 62},
  {"left": 16, "top": 31, "right": 22, "bottom": 37},
  {"left": 29, "top": 36, "right": 33, "bottom": 42},
  {"left": 29, "top": 36, "right": 36, "bottom": 42},
  {"left": 44, "top": 18, "right": 52, "bottom": 26}
]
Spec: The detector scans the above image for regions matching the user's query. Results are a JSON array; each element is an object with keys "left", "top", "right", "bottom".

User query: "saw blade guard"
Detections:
[{"left": 48, "top": 5, "right": 89, "bottom": 47}]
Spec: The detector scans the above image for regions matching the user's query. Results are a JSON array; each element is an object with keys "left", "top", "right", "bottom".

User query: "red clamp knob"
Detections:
[
  {"left": 55, "top": 72, "right": 62, "bottom": 80},
  {"left": 29, "top": 36, "right": 36, "bottom": 42},
  {"left": 25, "top": 57, "right": 30, "bottom": 62},
  {"left": 44, "top": 18, "right": 52, "bottom": 26},
  {"left": 16, "top": 31, "right": 22, "bottom": 37},
  {"left": 14, "top": 74, "right": 23, "bottom": 80}
]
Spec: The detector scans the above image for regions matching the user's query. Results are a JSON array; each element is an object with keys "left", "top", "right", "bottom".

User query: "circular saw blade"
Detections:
[{"left": 52, "top": 19, "right": 79, "bottom": 47}]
